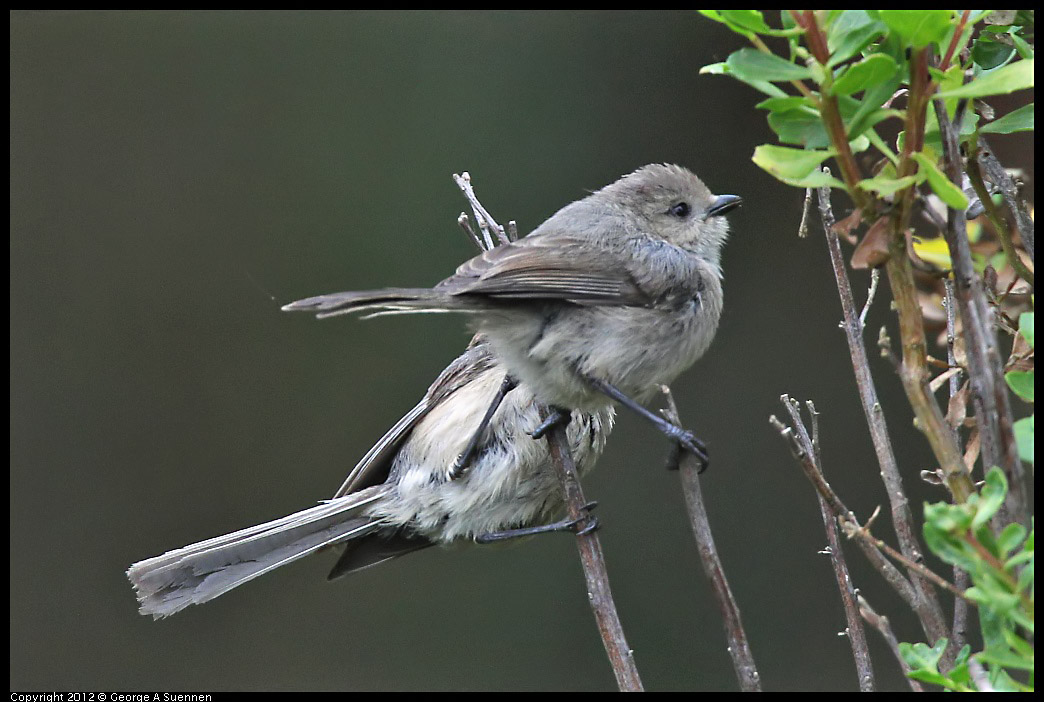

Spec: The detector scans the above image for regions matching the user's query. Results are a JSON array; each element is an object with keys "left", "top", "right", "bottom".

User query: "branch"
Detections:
[
  {"left": 770, "top": 397, "right": 951, "bottom": 653},
  {"left": 544, "top": 419, "right": 644, "bottom": 692},
  {"left": 453, "top": 172, "right": 511, "bottom": 247},
  {"left": 815, "top": 182, "right": 951, "bottom": 645},
  {"left": 805, "top": 400, "right": 876, "bottom": 692},
  {"left": 661, "top": 387, "right": 762, "bottom": 692},
  {"left": 966, "top": 146, "right": 1033, "bottom": 286},
  {"left": 944, "top": 279, "right": 971, "bottom": 656},
  {"left": 977, "top": 139, "right": 1034, "bottom": 261},
  {"left": 451, "top": 171, "right": 642, "bottom": 691},
  {"left": 931, "top": 101, "right": 1030, "bottom": 529},
  {"left": 857, "top": 595, "right": 925, "bottom": 692}
]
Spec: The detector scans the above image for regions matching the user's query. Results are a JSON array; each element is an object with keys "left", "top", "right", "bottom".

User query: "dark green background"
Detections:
[{"left": 10, "top": 10, "right": 1033, "bottom": 691}]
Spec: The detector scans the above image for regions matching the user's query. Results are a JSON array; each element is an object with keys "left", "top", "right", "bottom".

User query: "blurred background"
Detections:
[{"left": 10, "top": 10, "right": 1033, "bottom": 692}]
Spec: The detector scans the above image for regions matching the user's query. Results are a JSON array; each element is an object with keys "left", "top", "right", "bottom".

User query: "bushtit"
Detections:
[
  {"left": 129, "top": 337, "right": 614, "bottom": 618},
  {"left": 285, "top": 164, "right": 740, "bottom": 456},
  {"left": 128, "top": 164, "right": 739, "bottom": 618}
]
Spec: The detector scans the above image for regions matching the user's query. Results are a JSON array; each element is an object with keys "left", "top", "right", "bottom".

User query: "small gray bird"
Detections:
[
  {"left": 127, "top": 164, "right": 739, "bottom": 618},
  {"left": 129, "top": 338, "right": 614, "bottom": 618},
  {"left": 285, "top": 163, "right": 740, "bottom": 455}
]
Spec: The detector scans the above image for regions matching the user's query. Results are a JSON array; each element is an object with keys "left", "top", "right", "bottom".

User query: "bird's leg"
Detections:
[
  {"left": 583, "top": 374, "right": 709, "bottom": 471},
  {"left": 448, "top": 375, "right": 518, "bottom": 480},
  {"left": 474, "top": 502, "right": 599, "bottom": 543},
  {"left": 528, "top": 405, "right": 572, "bottom": 439}
]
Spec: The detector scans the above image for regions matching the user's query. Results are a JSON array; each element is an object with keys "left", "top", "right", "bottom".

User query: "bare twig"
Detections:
[
  {"left": 843, "top": 518, "right": 973, "bottom": 605},
  {"left": 661, "top": 387, "right": 762, "bottom": 692},
  {"left": 931, "top": 102, "right": 1029, "bottom": 529},
  {"left": 965, "top": 150, "right": 1033, "bottom": 286},
  {"left": 815, "top": 182, "right": 950, "bottom": 648},
  {"left": 453, "top": 172, "right": 511, "bottom": 247},
  {"left": 806, "top": 400, "right": 875, "bottom": 692},
  {"left": 452, "top": 172, "right": 642, "bottom": 691},
  {"left": 943, "top": 279, "right": 971, "bottom": 655},
  {"left": 457, "top": 212, "right": 486, "bottom": 252},
  {"left": 797, "top": 187, "right": 814, "bottom": 238},
  {"left": 857, "top": 595, "right": 924, "bottom": 692},
  {"left": 543, "top": 419, "right": 643, "bottom": 692},
  {"left": 859, "top": 269, "right": 881, "bottom": 330},
  {"left": 771, "top": 398, "right": 950, "bottom": 652},
  {"left": 943, "top": 280, "right": 962, "bottom": 399},
  {"left": 977, "top": 139, "right": 1034, "bottom": 261}
]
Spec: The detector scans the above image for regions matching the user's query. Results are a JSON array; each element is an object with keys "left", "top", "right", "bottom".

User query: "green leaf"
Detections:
[
  {"left": 857, "top": 174, "right": 919, "bottom": 197},
  {"left": 1014, "top": 416, "right": 1034, "bottom": 463},
  {"left": 751, "top": 144, "right": 835, "bottom": 179},
  {"left": 1011, "top": 33, "right": 1033, "bottom": 60},
  {"left": 973, "top": 34, "right": 1017, "bottom": 71},
  {"left": 878, "top": 10, "right": 954, "bottom": 48},
  {"left": 912, "top": 152, "right": 969, "bottom": 209},
  {"left": 767, "top": 109, "right": 833, "bottom": 149},
  {"left": 1018, "top": 312, "right": 1034, "bottom": 348},
  {"left": 900, "top": 638, "right": 948, "bottom": 671},
  {"left": 716, "top": 10, "right": 804, "bottom": 38},
  {"left": 929, "top": 63, "right": 965, "bottom": 94},
  {"left": 827, "top": 11, "right": 888, "bottom": 67},
  {"left": 755, "top": 96, "right": 814, "bottom": 112},
  {"left": 727, "top": 48, "right": 813, "bottom": 83},
  {"left": 973, "top": 467, "right": 1007, "bottom": 531},
  {"left": 831, "top": 54, "right": 900, "bottom": 96},
  {"left": 1005, "top": 370, "right": 1035, "bottom": 402},
  {"left": 775, "top": 169, "right": 847, "bottom": 190},
  {"left": 997, "top": 523, "right": 1028, "bottom": 558},
  {"left": 981, "top": 102, "right": 1035, "bottom": 134},
  {"left": 700, "top": 61, "right": 788, "bottom": 99},
  {"left": 846, "top": 72, "right": 904, "bottom": 139},
  {"left": 979, "top": 645, "right": 1037, "bottom": 671},
  {"left": 935, "top": 59, "right": 1034, "bottom": 99}
]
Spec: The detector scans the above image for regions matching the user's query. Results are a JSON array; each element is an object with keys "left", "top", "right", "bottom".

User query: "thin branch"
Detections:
[
  {"left": 453, "top": 172, "right": 511, "bottom": 247},
  {"left": 787, "top": 11, "right": 869, "bottom": 207},
  {"left": 797, "top": 187, "right": 814, "bottom": 238},
  {"left": 867, "top": 52, "right": 977, "bottom": 508},
  {"left": 943, "top": 278, "right": 971, "bottom": 655},
  {"left": 844, "top": 517, "right": 974, "bottom": 605},
  {"left": 859, "top": 269, "right": 881, "bottom": 330},
  {"left": 977, "top": 139, "right": 1034, "bottom": 261},
  {"left": 457, "top": 212, "right": 486, "bottom": 252},
  {"left": 815, "top": 182, "right": 951, "bottom": 646},
  {"left": 966, "top": 150, "right": 1033, "bottom": 286},
  {"left": 857, "top": 595, "right": 925, "bottom": 692},
  {"left": 451, "top": 171, "right": 642, "bottom": 691},
  {"left": 661, "top": 387, "right": 762, "bottom": 692},
  {"left": 931, "top": 101, "right": 1029, "bottom": 529},
  {"left": 544, "top": 419, "right": 644, "bottom": 692},
  {"left": 806, "top": 400, "right": 875, "bottom": 692},
  {"left": 769, "top": 400, "right": 947, "bottom": 649},
  {"left": 940, "top": 10, "right": 972, "bottom": 71}
]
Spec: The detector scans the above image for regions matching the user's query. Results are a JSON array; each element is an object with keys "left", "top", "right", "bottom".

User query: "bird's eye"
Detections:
[{"left": 670, "top": 202, "right": 691, "bottom": 218}]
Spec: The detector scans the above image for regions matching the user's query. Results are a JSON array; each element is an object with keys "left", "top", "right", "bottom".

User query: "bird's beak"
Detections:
[{"left": 706, "top": 194, "right": 742, "bottom": 218}]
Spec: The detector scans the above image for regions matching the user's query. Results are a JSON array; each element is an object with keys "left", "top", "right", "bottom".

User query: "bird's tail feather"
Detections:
[
  {"left": 127, "top": 485, "right": 391, "bottom": 618},
  {"left": 281, "top": 288, "right": 466, "bottom": 320}
]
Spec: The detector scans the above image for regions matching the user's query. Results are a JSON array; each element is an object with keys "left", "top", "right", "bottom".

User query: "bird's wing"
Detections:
[
  {"left": 332, "top": 338, "right": 498, "bottom": 498},
  {"left": 439, "top": 232, "right": 650, "bottom": 306}
]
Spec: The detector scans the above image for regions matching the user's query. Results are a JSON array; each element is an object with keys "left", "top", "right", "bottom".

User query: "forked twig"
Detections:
[
  {"left": 662, "top": 387, "right": 762, "bottom": 692},
  {"left": 816, "top": 181, "right": 950, "bottom": 649},
  {"left": 451, "top": 172, "right": 642, "bottom": 691},
  {"left": 857, "top": 595, "right": 924, "bottom": 692},
  {"left": 772, "top": 397, "right": 875, "bottom": 691},
  {"left": 544, "top": 420, "right": 644, "bottom": 692}
]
